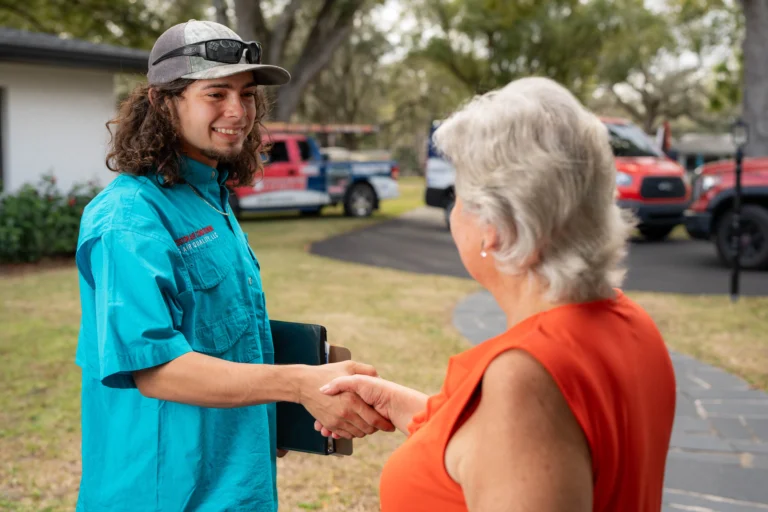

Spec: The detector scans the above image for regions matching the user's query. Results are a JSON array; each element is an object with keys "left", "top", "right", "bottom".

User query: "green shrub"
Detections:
[{"left": 0, "top": 173, "right": 102, "bottom": 263}]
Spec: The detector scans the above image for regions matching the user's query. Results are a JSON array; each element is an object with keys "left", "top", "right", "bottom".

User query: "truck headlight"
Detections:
[
  {"left": 701, "top": 175, "right": 722, "bottom": 192},
  {"left": 616, "top": 172, "right": 633, "bottom": 187}
]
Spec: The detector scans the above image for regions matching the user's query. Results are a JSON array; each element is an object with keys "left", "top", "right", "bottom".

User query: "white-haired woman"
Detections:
[{"left": 316, "top": 77, "right": 676, "bottom": 512}]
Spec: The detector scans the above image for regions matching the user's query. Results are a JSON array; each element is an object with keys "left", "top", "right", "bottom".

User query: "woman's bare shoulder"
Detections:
[
  {"left": 479, "top": 348, "right": 588, "bottom": 451},
  {"left": 448, "top": 349, "right": 593, "bottom": 511},
  {"left": 482, "top": 349, "right": 559, "bottom": 401}
]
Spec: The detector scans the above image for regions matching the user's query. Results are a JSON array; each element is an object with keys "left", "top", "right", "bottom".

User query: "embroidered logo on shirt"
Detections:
[{"left": 175, "top": 226, "right": 218, "bottom": 252}]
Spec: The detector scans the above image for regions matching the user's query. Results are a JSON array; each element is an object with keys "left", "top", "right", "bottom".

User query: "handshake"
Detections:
[{"left": 297, "top": 360, "right": 425, "bottom": 442}]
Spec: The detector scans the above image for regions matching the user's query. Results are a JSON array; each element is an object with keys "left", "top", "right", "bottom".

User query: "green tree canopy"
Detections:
[{"left": 0, "top": 0, "right": 207, "bottom": 49}]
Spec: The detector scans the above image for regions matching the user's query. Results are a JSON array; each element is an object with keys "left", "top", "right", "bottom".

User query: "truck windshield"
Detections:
[{"left": 605, "top": 123, "right": 663, "bottom": 158}]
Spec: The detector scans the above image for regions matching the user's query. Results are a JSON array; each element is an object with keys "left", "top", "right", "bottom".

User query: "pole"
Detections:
[{"left": 729, "top": 144, "right": 744, "bottom": 302}]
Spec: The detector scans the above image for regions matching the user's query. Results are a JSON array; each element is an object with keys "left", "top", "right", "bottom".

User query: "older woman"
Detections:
[{"left": 316, "top": 77, "right": 676, "bottom": 512}]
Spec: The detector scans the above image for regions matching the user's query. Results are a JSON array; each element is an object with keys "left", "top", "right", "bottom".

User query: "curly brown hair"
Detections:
[{"left": 105, "top": 78, "right": 270, "bottom": 187}]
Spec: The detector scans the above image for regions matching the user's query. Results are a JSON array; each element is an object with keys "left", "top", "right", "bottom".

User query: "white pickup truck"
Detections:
[{"left": 424, "top": 121, "right": 456, "bottom": 228}]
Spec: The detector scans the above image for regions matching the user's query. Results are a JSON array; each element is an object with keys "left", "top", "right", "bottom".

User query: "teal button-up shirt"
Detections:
[{"left": 75, "top": 156, "right": 277, "bottom": 511}]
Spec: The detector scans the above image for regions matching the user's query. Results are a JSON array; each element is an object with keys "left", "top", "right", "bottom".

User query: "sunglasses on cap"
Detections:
[{"left": 152, "top": 38, "right": 262, "bottom": 66}]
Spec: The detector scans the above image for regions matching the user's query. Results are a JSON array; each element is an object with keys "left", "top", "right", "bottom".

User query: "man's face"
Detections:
[{"left": 173, "top": 72, "right": 258, "bottom": 167}]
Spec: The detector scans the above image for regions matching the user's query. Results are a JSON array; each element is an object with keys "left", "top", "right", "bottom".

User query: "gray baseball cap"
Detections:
[{"left": 147, "top": 20, "right": 291, "bottom": 86}]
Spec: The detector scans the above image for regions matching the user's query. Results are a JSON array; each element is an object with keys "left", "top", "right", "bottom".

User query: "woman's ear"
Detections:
[{"left": 483, "top": 224, "right": 500, "bottom": 253}]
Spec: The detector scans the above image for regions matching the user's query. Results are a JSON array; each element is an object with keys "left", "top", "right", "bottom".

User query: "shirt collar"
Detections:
[{"left": 180, "top": 155, "right": 229, "bottom": 186}]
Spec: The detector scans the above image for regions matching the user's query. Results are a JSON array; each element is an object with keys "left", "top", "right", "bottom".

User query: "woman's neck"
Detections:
[{"left": 486, "top": 272, "right": 563, "bottom": 330}]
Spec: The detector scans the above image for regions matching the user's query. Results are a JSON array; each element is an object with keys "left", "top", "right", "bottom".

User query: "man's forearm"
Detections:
[{"left": 134, "top": 351, "right": 304, "bottom": 408}]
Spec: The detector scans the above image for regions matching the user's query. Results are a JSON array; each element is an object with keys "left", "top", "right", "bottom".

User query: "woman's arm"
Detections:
[
  {"left": 316, "top": 375, "right": 429, "bottom": 435},
  {"left": 449, "top": 350, "right": 593, "bottom": 512}
]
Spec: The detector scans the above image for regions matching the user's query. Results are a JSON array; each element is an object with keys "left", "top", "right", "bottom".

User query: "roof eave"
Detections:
[{"left": 0, "top": 45, "right": 148, "bottom": 74}]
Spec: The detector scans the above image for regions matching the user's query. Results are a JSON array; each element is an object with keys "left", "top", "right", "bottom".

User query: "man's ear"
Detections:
[
  {"left": 148, "top": 88, "right": 158, "bottom": 107},
  {"left": 148, "top": 88, "right": 174, "bottom": 110}
]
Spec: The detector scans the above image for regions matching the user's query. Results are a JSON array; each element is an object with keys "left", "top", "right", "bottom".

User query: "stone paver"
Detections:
[{"left": 454, "top": 290, "right": 768, "bottom": 510}]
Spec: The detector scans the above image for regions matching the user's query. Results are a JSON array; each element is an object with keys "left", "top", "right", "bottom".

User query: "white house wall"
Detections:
[{"left": 0, "top": 62, "right": 118, "bottom": 194}]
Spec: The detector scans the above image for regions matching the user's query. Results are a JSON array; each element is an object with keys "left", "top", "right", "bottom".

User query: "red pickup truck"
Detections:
[
  {"left": 604, "top": 117, "right": 692, "bottom": 241},
  {"left": 684, "top": 157, "right": 768, "bottom": 270},
  {"left": 227, "top": 133, "right": 399, "bottom": 218},
  {"left": 426, "top": 117, "right": 691, "bottom": 240}
]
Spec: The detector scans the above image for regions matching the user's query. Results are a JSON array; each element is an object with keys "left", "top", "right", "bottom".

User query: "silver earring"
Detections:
[{"left": 481, "top": 250, "right": 487, "bottom": 258}]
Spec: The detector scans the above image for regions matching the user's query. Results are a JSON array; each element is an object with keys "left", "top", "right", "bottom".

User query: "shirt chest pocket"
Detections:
[{"left": 181, "top": 244, "right": 261, "bottom": 363}]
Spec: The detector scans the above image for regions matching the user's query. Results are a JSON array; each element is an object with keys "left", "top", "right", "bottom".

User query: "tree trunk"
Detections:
[
  {"left": 271, "top": 23, "right": 356, "bottom": 121},
  {"left": 272, "top": 83, "right": 305, "bottom": 122},
  {"left": 267, "top": 0, "right": 302, "bottom": 65},
  {"left": 742, "top": 0, "right": 768, "bottom": 156},
  {"left": 212, "top": 0, "right": 230, "bottom": 27},
  {"left": 233, "top": 0, "right": 270, "bottom": 46},
  {"left": 642, "top": 110, "right": 656, "bottom": 134},
  {"left": 232, "top": 0, "right": 365, "bottom": 122}
]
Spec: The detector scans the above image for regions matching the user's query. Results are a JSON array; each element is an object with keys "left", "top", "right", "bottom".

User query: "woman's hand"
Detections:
[
  {"left": 314, "top": 375, "right": 428, "bottom": 437},
  {"left": 297, "top": 362, "right": 396, "bottom": 439}
]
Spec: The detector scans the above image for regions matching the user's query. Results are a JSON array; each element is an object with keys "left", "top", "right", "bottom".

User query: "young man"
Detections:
[{"left": 74, "top": 20, "right": 392, "bottom": 512}]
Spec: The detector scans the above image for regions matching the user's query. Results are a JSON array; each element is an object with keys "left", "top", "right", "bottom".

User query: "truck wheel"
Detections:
[
  {"left": 228, "top": 191, "right": 242, "bottom": 219},
  {"left": 344, "top": 183, "right": 376, "bottom": 217},
  {"left": 715, "top": 204, "right": 768, "bottom": 270},
  {"left": 639, "top": 225, "right": 675, "bottom": 241}
]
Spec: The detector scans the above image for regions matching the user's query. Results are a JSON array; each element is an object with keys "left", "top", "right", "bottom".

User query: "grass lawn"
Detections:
[{"left": 1, "top": 175, "right": 767, "bottom": 511}]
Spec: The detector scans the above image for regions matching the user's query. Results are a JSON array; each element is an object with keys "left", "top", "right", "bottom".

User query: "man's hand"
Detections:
[
  {"left": 313, "top": 375, "right": 428, "bottom": 437},
  {"left": 313, "top": 375, "right": 395, "bottom": 439},
  {"left": 297, "top": 361, "right": 396, "bottom": 440}
]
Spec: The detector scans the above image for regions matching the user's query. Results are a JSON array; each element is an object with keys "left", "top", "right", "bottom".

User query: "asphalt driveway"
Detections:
[{"left": 311, "top": 208, "right": 768, "bottom": 296}]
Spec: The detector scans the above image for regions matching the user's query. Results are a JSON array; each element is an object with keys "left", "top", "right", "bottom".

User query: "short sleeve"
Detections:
[{"left": 79, "top": 229, "right": 193, "bottom": 388}]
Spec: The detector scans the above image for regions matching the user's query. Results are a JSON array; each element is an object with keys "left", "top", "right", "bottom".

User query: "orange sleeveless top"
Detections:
[{"left": 379, "top": 290, "right": 676, "bottom": 512}]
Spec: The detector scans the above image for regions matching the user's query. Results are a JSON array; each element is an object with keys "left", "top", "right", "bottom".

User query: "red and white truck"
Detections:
[{"left": 228, "top": 131, "right": 399, "bottom": 218}]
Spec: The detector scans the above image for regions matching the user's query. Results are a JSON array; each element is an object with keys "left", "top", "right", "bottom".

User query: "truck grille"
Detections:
[{"left": 640, "top": 177, "right": 686, "bottom": 199}]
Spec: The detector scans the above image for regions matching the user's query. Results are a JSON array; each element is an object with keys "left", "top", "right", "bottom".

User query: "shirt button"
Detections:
[
  {"left": 248, "top": 277, "right": 253, "bottom": 286},
  {"left": 211, "top": 171, "right": 216, "bottom": 179}
]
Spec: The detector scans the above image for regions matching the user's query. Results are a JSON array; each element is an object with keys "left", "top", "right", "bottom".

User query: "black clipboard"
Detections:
[{"left": 270, "top": 319, "right": 353, "bottom": 456}]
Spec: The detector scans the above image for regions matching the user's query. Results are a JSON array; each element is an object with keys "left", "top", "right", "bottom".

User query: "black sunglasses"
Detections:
[{"left": 153, "top": 39, "right": 262, "bottom": 66}]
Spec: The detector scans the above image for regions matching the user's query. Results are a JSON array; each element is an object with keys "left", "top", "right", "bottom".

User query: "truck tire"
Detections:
[
  {"left": 344, "top": 182, "right": 376, "bottom": 217},
  {"left": 639, "top": 225, "right": 675, "bottom": 241},
  {"left": 228, "top": 191, "right": 242, "bottom": 219},
  {"left": 714, "top": 204, "right": 768, "bottom": 270}
]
